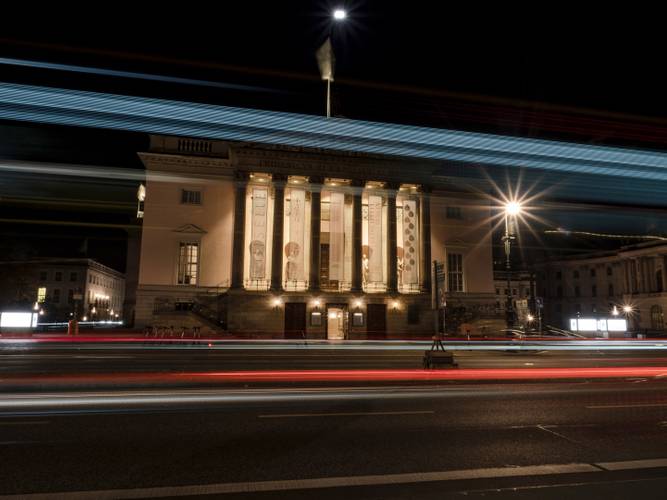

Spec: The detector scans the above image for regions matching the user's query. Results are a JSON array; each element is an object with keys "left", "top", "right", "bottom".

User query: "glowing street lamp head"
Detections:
[
  {"left": 505, "top": 201, "right": 522, "bottom": 217},
  {"left": 623, "top": 305, "right": 633, "bottom": 314},
  {"left": 333, "top": 8, "right": 347, "bottom": 20},
  {"left": 527, "top": 314, "right": 534, "bottom": 322}
]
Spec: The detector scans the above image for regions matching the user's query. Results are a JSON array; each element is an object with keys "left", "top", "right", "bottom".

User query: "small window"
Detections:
[
  {"left": 591, "top": 285, "right": 597, "bottom": 297},
  {"left": 181, "top": 189, "right": 202, "bottom": 205},
  {"left": 67, "top": 289, "right": 74, "bottom": 305},
  {"left": 55, "top": 271, "right": 62, "bottom": 282},
  {"left": 37, "top": 287, "right": 46, "bottom": 303},
  {"left": 53, "top": 289, "right": 61, "bottom": 304},
  {"left": 445, "top": 206, "right": 462, "bottom": 219},
  {"left": 512, "top": 289, "right": 517, "bottom": 296},
  {"left": 70, "top": 272, "right": 77, "bottom": 282},
  {"left": 590, "top": 268, "right": 596, "bottom": 278},
  {"left": 495, "top": 288, "right": 500, "bottom": 295},
  {"left": 39, "top": 271, "right": 47, "bottom": 281},
  {"left": 573, "top": 270, "right": 580, "bottom": 279},
  {"left": 607, "top": 267, "right": 613, "bottom": 276}
]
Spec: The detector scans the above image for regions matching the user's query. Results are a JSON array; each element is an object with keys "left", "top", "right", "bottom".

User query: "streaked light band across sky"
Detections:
[{"left": 1, "top": 82, "right": 667, "bottom": 181}]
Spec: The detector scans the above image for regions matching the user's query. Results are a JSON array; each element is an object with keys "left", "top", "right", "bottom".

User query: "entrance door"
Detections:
[
  {"left": 367, "top": 303, "right": 387, "bottom": 339},
  {"left": 327, "top": 305, "right": 348, "bottom": 340},
  {"left": 284, "top": 302, "right": 306, "bottom": 339}
]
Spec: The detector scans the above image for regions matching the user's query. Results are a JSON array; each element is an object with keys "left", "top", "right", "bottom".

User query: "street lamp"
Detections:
[
  {"left": 503, "top": 201, "right": 522, "bottom": 328},
  {"left": 333, "top": 8, "right": 347, "bottom": 20}
]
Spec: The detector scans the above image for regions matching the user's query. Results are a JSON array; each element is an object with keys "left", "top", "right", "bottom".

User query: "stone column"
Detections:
[
  {"left": 230, "top": 172, "right": 248, "bottom": 289},
  {"left": 351, "top": 181, "right": 363, "bottom": 292},
  {"left": 386, "top": 184, "right": 398, "bottom": 293},
  {"left": 420, "top": 188, "right": 432, "bottom": 294},
  {"left": 271, "top": 175, "right": 286, "bottom": 291},
  {"left": 309, "top": 178, "right": 323, "bottom": 291}
]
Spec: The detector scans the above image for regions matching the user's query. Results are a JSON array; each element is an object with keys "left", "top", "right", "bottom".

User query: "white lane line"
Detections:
[
  {"left": 537, "top": 424, "right": 581, "bottom": 444},
  {"left": 586, "top": 403, "right": 667, "bottom": 409},
  {"left": 595, "top": 458, "right": 667, "bottom": 471},
  {"left": 258, "top": 410, "right": 435, "bottom": 418},
  {"left": 4, "top": 457, "right": 667, "bottom": 499},
  {"left": 0, "top": 463, "right": 600, "bottom": 499}
]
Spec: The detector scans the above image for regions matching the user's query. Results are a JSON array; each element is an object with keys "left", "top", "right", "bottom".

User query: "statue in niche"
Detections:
[
  {"left": 284, "top": 241, "right": 301, "bottom": 281},
  {"left": 362, "top": 245, "right": 371, "bottom": 285},
  {"left": 249, "top": 240, "right": 266, "bottom": 279}
]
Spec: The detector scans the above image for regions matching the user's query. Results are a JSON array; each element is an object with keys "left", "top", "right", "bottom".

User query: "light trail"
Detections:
[
  {"left": 0, "top": 57, "right": 281, "bottom": 94},
  {"left": 2, "top": 82, "right": 667, "bottom": 182},
  {"left": 2, "top": 336, "right": 667, "bottom": 350},
  {"left": 2, "top": 367, "right": 667, "bottom": 396}
]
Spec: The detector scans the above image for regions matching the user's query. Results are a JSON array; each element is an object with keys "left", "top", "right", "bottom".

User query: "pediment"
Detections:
[{"left": 173, "top": 224, "right": 207, "bottom": 234}]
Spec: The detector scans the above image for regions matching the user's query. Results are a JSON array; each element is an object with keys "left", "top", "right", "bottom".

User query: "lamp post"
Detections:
[
  {"left": 316, "top": 8, "right": 347, "bottom": 118},
  {"left": 503, "top": 201, "right": 522, "bottom": 329}
]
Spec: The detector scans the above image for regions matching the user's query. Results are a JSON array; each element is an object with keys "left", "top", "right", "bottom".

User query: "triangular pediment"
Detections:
[{"left": 173, "top": 224, "right": 207, "bottom": 234}]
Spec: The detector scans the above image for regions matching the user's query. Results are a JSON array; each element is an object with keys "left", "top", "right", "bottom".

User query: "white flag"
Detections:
[{"left": 316, "top": 37, "right": 335, "bottom": 82}]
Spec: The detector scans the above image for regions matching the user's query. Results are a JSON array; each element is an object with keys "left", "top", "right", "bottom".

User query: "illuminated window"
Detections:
[
  {"left": 320, "top": 188, "right": 353, "bottom": 292},
  {"left": 447, "top": 253, "right": 464, "bottom": 292},
  {"left": 177, "top": 242, "right": 199, "bottom": 285},
  {"left": 397, "top": 188, "right": 421, "bottom": 293},
  {"left": 362, "top": 183, "right": 388, "bottom": 293},
  {"left": 37, "top": 287, "right": 46, "bottom": 303},
  {"left": 181, "top": 189, "right": 202, "bottom": 205}
]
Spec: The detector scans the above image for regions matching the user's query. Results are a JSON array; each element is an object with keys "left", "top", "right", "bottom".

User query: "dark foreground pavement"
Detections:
[{"left": 2, "top": 379, "right": 667, "bottom": 498}]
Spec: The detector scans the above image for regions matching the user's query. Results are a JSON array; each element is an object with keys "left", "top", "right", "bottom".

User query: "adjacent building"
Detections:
[
  {"left": 0, "top": 258, "right": 125, "bottom": 321},
  {"left": 538, "top": 240, "right": 667, "bottom": 332},
  {"left": 135, "top": 136, "right": 502, "bottom": 338}
]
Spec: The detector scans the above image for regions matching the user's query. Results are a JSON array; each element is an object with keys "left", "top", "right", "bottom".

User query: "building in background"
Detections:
[
  {"left": 135, "top": 136, "right": 502, "bottom": 338},
  {"left": 493, "top": 270, "right": 538, "bottom": 329},
  {"left": 538, "top": 241, "right": 667, "bottom": 333},
  {"left": 0, "top": 258, "right": 125, "bottom": 322}
]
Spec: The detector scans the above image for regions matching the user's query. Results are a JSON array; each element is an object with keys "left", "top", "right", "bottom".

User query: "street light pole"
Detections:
[{"left": 503, "top": 202, "right": 521, "bottom": 329}]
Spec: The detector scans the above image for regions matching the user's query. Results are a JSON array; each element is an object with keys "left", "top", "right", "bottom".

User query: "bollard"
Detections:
[{"left": 67, "top": 319, "right": 79, "bottom": 336}]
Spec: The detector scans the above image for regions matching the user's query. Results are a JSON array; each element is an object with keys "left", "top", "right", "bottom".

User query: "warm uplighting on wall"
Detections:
[
  {"left": 272, "top": 297, "right": 283, "bottom": 309},
  {"left": 354, "top": 300, "right": 363, "bottom": 309},
  {"left": 391, "top": 300, "right": 400, "bottom": 311}
]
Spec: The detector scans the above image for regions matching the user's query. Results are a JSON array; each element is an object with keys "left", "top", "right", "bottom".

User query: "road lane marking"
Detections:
[
  {"left": 0, "top": 463, "right": 600, "bottom": 499},
  {"left": 596, "top": 458, "right": 667, "bottom": 470},
  {"left": 586, "top": 403, "right": 667, "bottom": 409},
  {"left": 537, "top": 424, "right": 581, "bottom": 444},
  {"left": 5, "top": 457, "right": 667, "bottom": 498},
  {"left": 258, "top": 410, "right": 435, "bottom": 418}
]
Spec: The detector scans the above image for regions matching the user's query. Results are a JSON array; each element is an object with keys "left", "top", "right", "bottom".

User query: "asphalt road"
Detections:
[
  {"left": 2, "top": 380, "right": 667, "bottom": 498},
  {"left": 2, "top": 346, "right": 667, "bottom": 375}
]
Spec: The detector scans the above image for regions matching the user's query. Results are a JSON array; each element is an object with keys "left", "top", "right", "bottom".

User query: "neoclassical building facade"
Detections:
[{"left": 135, "top": 136, "right": 500, "bottom": 338}]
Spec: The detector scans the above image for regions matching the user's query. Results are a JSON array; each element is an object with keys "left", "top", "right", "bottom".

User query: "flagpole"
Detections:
[{"left": 326, "top": 79, "right": 331, "bottom": 118}]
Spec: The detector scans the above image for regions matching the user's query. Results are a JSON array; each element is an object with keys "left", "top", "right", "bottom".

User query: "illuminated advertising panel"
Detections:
[{"left": 0, "top": 312, "right": 33, "bottom": 328}]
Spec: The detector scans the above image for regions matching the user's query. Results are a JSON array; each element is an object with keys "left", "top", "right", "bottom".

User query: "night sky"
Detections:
[{"left": 1, "top": 3, "right": 666, "bottom": 271}]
